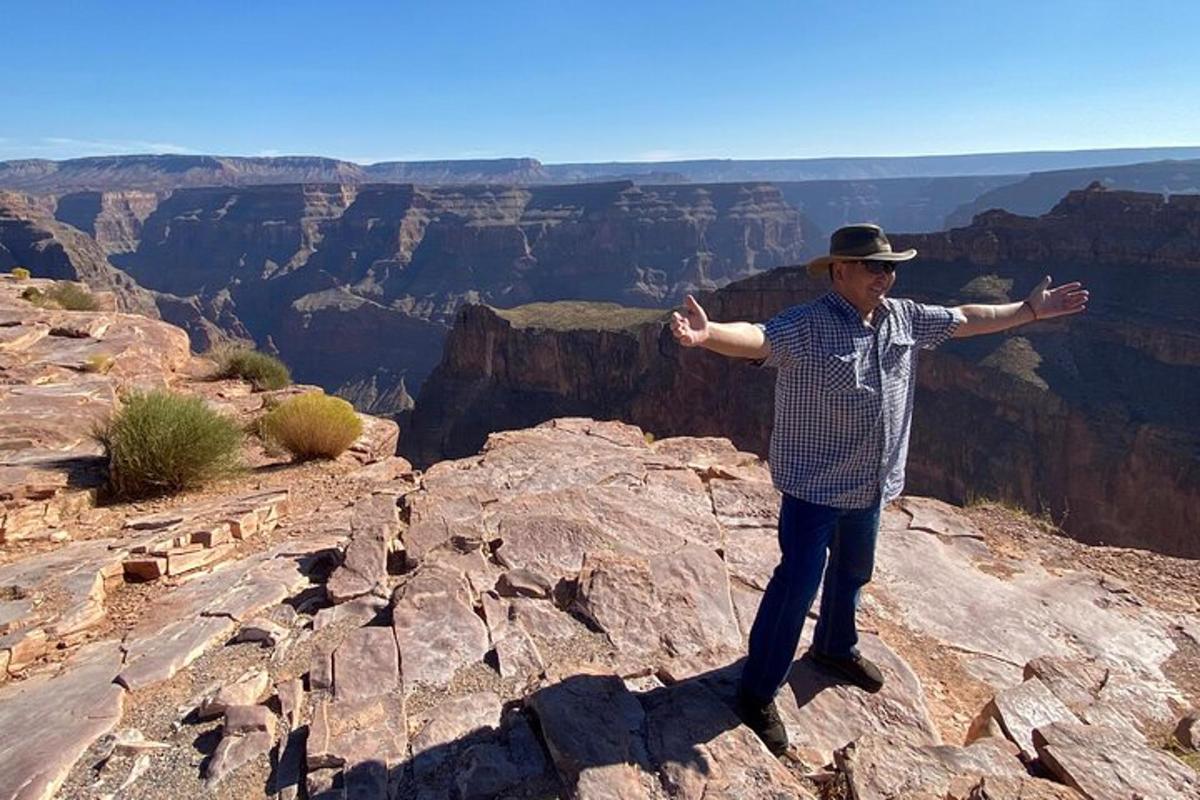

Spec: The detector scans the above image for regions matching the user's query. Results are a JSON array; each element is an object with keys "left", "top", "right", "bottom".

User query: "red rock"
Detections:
[
  {"left": 392, "top": 564, "right": 489, "bottom": 691},
  {"left": 0, "top": 642, "right": 125, "bottom": 800},
  {"left": 410, "top": 691, "right": 503, "bottom": 764},
  {"left": 205, "top": 705, "right": 276, "bottom": 785},
  {"left": 836, "top": 733, "right": 1032, "bottom": 800},
  {"left": 307, "top": 694, "right": 407, "bottom": 770},
  {"left": 122, "top": 556, "right": 167, "bottom": 581},
  {"left": 643, "top": 678, "right": 815, "bottom": 799},
  {"left": 198, "top": 669, "right": 270, "bottom": 719},
  {"left": 166, "top": 542, "right": 234, "bottom": 575},
  {"left": 1033, "top": 720, "right": 1200, "bottom": 799},
  {"left": 332, "top": 626, "right": 399, "bottom": 703},
  {"left": 967, "top": 677, "right": 1078, "bottom": 761},
  {"left": 528, "top": 673, "right": 653, "bottom": 800}
]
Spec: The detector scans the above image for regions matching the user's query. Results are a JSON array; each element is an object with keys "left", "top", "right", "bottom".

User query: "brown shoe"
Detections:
[
  {"left": 735, "top": 693, "right": 789, "bottom": 756},
  {"left": 808, "top": 651, "right": 885, "bottom": 693}
]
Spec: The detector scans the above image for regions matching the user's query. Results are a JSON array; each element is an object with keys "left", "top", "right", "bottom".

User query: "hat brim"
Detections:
[{"left": 806, "top": 248, "right": 917, "bottom": 276}]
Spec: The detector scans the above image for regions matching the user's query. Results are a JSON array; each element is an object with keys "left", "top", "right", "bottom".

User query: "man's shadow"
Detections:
[{"left": 292, "top": 655, "right": 846, "bottom": 799}]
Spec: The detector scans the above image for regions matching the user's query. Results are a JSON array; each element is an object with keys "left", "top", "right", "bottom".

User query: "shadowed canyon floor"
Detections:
[{"left": 0, "top": 276, "right": 1197, "bottom": 799}]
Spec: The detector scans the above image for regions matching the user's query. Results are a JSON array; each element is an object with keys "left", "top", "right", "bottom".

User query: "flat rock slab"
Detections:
[
  {"left": 836, "top": 733, "right": 1034, "bottom": 800},
  {"left": 1025, "top": 654, "right": 1167, "bottom": 738},
  {"left": 326, "top": 493, "right": 396, "bottom": 602},
  {"left": 398, "top": 710, "right": 552, "bottom": 800},
  {"left": 709, "top": 477, "right": 781, "bottom": 531},
  {"left": 972, "top": 676, "right": 1079, "bottom": 761},
  {"left": 0, "top": 641, "right": 125, "bottom": 800},
  {"left": 647, "top": 436, "right": 758, "bottom": 471},
  {"left": 205, "top": 705, "right": 277, "bottom": 785},
  {"left": 332, "top": 626, "right": 399, "bottom": 703},
  {"left": 573, "top": 544, "right": 741, "bottom": 673},
  {"left": 0, "top": 538, "right": 124, "bottom": 652},
  {"left": 312, "top": 594, "right": 389, "bottom": 631},
  {"left": 1033, "top": 720, "right": 1200, "bottom": 799},
  {"left": 528, "top": 672, "right": 655, "bottom": 800},
  {"left": 481, "top": 593, "right": 545, "bottom": 681},
  {"left": 117, "top": 614, "right": 237, "bottom": 692},
  {"left": 895, "top": 496, "right": 986, "bottom": 539},
  {"left": 781, "top": 632, "right": 939, "bottom": 764},
  {"left": 723, "top": 527, "right": 781, "bottom": 591},
  {"left": 874, "top": 503, "right": 1182, "bottom": 704},
  {"left": 118, "top": 536, "right": 326, "bottom": 691},
  {"left": 392, "top": 564, "right": 489, "bottom": 691},
  {"left": 490, "top": 493, "right": 636, "bottom": 580},
  {"left": 307, "top": 693, "right": 408, "bottom": 771},
  {"left": 410, "top": 691, "right": 503, "bottom": 772},
  {"left": 198, "top": 668, "right": 270, "bottom": 719},
  {"left": 643, "top": 678, "right": 815, "bottom": 799}
]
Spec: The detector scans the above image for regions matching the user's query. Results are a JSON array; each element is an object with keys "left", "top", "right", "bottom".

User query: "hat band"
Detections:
[{"left": 832, "top": 241, "right": 893, "bottom": 258}]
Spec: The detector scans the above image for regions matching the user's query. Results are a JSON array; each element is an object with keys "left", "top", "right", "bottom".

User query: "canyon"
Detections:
[
  {"left": 5, "top": 181, "right": 813, "bottom": 413},
  {"left": 409, "top": 184, "right": 1200, "bottom": 558},
  {"left": 2, "top": 155, "right": 1198, "bottom": 559},
  {"left": 0, "top": 276, "right": 1196, "bottom": 798}
]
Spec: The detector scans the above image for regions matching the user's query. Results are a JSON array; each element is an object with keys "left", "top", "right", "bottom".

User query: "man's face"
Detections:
[{"left": 833, "top": 259, "right": 897, "bottom": 309}]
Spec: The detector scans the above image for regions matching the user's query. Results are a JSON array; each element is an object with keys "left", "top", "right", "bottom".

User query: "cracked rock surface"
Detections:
[{"left": 0, "top": 277, "right": 1197, "bottom": 799}]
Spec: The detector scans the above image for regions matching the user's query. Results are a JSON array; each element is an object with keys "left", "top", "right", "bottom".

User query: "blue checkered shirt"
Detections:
[{"left": 756, "top": 292, "right": 964, "bottom": 509}]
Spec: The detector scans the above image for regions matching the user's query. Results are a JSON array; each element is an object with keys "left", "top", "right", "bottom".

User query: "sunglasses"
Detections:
[{"left": 842, "top": 260, "right": 897, "bottom": 275}]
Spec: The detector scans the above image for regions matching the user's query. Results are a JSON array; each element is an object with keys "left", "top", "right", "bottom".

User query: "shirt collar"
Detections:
[{"left": 823, "top": 291, "right": 891, "bottom": 323}]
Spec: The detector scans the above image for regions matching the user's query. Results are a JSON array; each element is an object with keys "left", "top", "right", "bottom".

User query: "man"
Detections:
[{"left": 669, "top": 223, "right": 1088, "bottom": 756}]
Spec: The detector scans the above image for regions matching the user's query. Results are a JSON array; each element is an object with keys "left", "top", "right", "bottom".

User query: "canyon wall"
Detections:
[
  {"left": 408, "top": 185, "right": 1200, "bottom": 557},
  {"left": 0, "top": 192, "right": 157, "bottom": 315},
  {"left": 107, "top": 181, "right": 814, "bottom": 410}
]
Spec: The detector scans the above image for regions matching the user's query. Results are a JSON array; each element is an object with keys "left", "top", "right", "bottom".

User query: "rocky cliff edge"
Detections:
[{"left": 0, "top": 275, "right": 1196, "bottom": 798}]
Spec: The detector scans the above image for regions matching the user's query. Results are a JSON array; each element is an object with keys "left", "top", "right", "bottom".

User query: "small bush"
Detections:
[
  {"left": 19, "top": 282, "right": 99, "bottom": 311},
  {"left": 10, "top": 267, "right": 30, "bottom": 280},
  {"left": 83, "top": 354, "right": 114, "bottom": 374},
  {"left": 93, "top": 391, "right": 243, "bottom": 499},
  {"left": 260, "top": 392, "right": 362, "bottom": 461},
  {"left": 213, "top": 346, "right": 291, "bottom": 391}
]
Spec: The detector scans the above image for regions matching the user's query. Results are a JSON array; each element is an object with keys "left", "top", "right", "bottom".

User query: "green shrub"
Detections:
[
  {"left": 19, "top": 282, "right": 99, "bottom": 311},
  {"left": 260, "top": 392, "right": 362, "bottom": 461},
  {"left": 213, "top": 346, "right": 291, "bottom": 391},
  {"left": 10, "top": 267, "right": 30, "bottom": 280},
  {"left": 93, "top": 391, "right": 243, "bottom": 499}
]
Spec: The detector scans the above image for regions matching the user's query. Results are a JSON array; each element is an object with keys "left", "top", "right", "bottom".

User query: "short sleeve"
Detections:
[
  {"left": 901, "top": 299, "right": 965, "bottom": 350},
  {"left": 757, "top": 306, "right": 811, "bottom": 369}
]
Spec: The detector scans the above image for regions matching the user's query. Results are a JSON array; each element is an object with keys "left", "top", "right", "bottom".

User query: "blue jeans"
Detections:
[{"left": 738, "top": 493, "right": 881, "bottom": 705}]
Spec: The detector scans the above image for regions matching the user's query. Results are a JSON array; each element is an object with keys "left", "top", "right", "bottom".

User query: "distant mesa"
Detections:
[{"left": 4, "top": 146, "right": 1200, "bottom": 192}]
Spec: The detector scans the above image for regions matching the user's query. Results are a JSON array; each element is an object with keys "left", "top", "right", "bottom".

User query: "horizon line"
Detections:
[{"left": 4, "top": 144, "right": 1200, "bottom": 169}]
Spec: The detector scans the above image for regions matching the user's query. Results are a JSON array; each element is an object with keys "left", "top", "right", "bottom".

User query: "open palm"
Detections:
[{"left": 1027, "top": 275, "right": 1089, "bottom": 320}]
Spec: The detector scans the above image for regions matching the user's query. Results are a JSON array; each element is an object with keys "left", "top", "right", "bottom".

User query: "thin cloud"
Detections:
[{"left": 0, "top": 137, "right": 199, "bottom": 160}]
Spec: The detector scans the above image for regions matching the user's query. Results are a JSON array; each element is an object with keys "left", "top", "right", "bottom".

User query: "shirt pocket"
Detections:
[
  {"left": 882, "top": 335, "right": 916, "bottom": 374},
  {"left": 824, "top": 351, "right": 869, "bottom": 394}
]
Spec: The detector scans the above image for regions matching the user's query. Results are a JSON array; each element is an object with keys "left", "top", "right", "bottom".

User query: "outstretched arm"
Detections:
[
  {"left": 951, "top": 276, "right": 1089, "bottom": 338},
  {"left": 671, "top": 294, "right": 771, "bottom": 360}
]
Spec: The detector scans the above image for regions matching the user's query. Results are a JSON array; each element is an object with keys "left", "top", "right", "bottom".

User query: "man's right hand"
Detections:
[{"left": 671, "top": 294, "right": 710, "bottom": 347}]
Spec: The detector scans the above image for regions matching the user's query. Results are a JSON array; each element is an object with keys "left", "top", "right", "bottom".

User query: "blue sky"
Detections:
[{"left": 3, "top": 0, "right": 1197, "bottom": 163}]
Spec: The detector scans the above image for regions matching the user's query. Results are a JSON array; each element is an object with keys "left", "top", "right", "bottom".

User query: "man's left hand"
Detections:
[{"left": 1027, "top": 275, "right": 1089, "bottom": 320}]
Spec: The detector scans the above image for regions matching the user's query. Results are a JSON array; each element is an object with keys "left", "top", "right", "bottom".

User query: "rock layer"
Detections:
[{"left": 411, "top": 184, "right": 1200, "bottom": 557}]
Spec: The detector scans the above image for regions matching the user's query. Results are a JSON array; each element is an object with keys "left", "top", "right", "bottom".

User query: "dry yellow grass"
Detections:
[{"left": 259, "top": 392, "right": 362, "bottom": 460}]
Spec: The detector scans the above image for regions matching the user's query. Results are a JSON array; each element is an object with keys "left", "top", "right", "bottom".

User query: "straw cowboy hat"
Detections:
[{"left": 806, "top": 223, "right": 917, "bottom": 277}]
